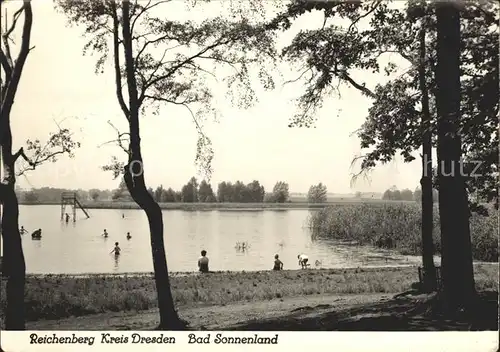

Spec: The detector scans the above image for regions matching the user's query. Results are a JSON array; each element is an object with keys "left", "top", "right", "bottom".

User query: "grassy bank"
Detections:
[
  {"left": 309, "top": 203, "right": 498, "bottom": 262},
  {"left": 18, "top": 199, "right": 410, "bottom": 210},
  {"left": 1, "top": 265, "right": 497, "bottom": 323}
]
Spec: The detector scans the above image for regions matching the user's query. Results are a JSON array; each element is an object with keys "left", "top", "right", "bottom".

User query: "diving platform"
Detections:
[{"left": 61, "top": 192, "right": 90, "bottom": 222}]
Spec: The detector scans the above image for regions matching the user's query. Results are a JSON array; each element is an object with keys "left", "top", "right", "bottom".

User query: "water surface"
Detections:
[{"left": 2, "top": 205, "right": 428, "bottom": 274}]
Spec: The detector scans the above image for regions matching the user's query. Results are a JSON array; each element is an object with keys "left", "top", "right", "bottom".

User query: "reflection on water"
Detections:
[
  {"left": 113, "top": 254, "right": 120, "bottom": 271},
  {"left": 0, "top": 205, "right": 432, "bottom": 274}
]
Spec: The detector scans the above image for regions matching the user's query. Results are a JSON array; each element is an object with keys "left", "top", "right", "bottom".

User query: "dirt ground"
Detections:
[{"left": 27, "top": 290, "right": 498, "bottom": 331}]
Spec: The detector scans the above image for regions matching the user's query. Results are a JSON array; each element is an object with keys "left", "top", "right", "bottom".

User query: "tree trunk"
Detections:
[
  {"left": 0, "top": 0, "right": 32, "bottom": 330},
  {"left": 418, "top": 27, "right": 437, "bottom": 292},
  {"left": 435, "top": 3, "right": 476, "bottom": 312},
  {"left": 120, "top": 0, "right": 184, "bottom": 330},
  {"left": 0, "top": 184, "right": 25, "bottom": 330},
  {"left": 0, "top": 127, "right": 26, "bottom": 330}
]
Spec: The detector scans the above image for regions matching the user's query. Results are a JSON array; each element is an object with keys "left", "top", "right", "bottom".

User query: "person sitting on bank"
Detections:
[
  {"left": 273, "top": 254, "right": 283, "bottom": 271},
  {"left": 126, "top": 232, "right": 131, "bottom": 240},
  {"left": 198, "top": 250, "right": 209, "bottom": 273},
  {"left": 298, "top": 253, "right": 309, "bottom": 269},
  {"left": 103, "top": 229, "right": 108, "bottom": 238}
]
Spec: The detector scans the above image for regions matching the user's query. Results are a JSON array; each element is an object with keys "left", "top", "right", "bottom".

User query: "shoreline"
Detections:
[
  {"left": 18, "top": 199, "right": 415, "bottom": 210},
  {"left": 21, "top": 262, "right": 500, "bottom": 278},
  {"left": 2, "top": 265, "right": 497, "bottom": 330}
]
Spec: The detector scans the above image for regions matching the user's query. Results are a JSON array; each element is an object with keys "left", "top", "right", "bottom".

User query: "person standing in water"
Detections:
[
  {"left": 110, "top": 242, "right": 121, "bottom": 256},
  {"left": 298, "top": 253, "right": 309, "bottom": 269},
  {"left": 126, "top": 232, "right": 131, "bottom": 240},
  {"left": 65, "top": 213, "right": 70, "bottom": 223},
  {"left": 273, "top": 254, "right": 283, "bottom": 271},
  {"left": 102, "top": 229, "right": 108, "bottom": 238},
  {"left": 198, "top": 250, "right": 209, "bottom": 273}
]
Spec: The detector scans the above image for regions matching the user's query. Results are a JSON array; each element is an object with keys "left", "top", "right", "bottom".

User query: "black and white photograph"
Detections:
[{"left": 0, "top": 0, "right": 498, "bottom": 350}]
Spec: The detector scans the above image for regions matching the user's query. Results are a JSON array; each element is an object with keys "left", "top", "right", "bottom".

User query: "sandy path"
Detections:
[{"left": 27, "top": 293, "right": 391, "bottom": 330}]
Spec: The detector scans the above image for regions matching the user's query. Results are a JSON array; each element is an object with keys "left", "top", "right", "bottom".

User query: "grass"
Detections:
[
  {"left": 1, "top": 265, "right": 498, "bottom": 323},
  {"left": 309, "top": 203, "right": 499, "bottom": 262}
]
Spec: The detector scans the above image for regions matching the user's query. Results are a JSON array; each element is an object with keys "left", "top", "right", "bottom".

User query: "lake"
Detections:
[{"left": 3, "top": 205, "right": 427, "bottom": 274}]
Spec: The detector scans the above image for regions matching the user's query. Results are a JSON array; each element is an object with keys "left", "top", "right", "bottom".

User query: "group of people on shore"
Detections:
[{"left": 197, "top": 250, "right": 318, "bottom": 273}]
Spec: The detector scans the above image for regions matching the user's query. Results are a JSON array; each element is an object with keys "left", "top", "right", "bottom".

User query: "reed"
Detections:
[{"left": 308, "top": 203, "right": 498, "bottom": 262}]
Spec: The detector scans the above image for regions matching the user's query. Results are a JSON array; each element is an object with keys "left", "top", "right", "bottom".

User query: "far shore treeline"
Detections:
[{"left": 17, "top": 177, "right": 443, "bottom": 205}]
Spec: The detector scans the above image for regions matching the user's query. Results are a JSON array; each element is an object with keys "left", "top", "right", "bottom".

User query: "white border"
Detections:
[{"left": 0, "top": 331, "right": 498, "bottom": 352}]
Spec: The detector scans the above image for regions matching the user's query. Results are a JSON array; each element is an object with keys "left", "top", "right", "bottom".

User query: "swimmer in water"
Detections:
[
  {"left": 102, "top": 229, "right": 108, "bottom": 238},
  {"left": 126, "top": 232, "right": 131, "bottom": 240},
  {"left": 31, "top": 228, "right": 42, "bottom": 239},
  {"left": 19, "top": 226, "right": 27, "bottom": 235},
  {"left": 110, "top": 242, "right": 121, "bottom": 256}
]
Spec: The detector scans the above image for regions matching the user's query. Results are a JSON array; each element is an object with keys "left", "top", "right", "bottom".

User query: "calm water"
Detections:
[{"left": 2, "top": 205, "right": 427, "bottom": 274}]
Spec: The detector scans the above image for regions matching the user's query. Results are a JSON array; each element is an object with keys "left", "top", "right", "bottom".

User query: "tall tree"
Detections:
[
  {"left": 0, "top": 1, "right": 79, "bottom": 329},
  {"left": 268, "top": 0, "right": 498, "bottom": 302},
  {"left": 58, "top": 0, "right": 274, "bottom": 328},
  {"left": 246, "top": 180, "right": 265, "bottom": 202},
  {"left": 181, "top": 177, "right": 199, "bottom": 203},
  {"left": 198, "top": 180, "right": 215, "bottom": 202},
  {"left": 272, "top": 181, "right": 289, "bottom": 203},
  {"left": 434, "top": 2, "right": 475, "bottom": 311},
  {"left": 307, "top": 182, "right": 327, "bottom": 203},
  {"left": 417, "top": 24, "right": 436, "bottom": 291}
]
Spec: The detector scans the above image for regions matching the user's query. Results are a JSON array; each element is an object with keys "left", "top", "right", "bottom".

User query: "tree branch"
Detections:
[
  {"left": 0, "top": 49, "right": 12, "bottom": 79},
  {"left": 1, "top": 5, "right": 25, "bottom": 68},
  {"left": 140, "top": 37, "right": 232, "bottom": 101},
  {"left": 339, "top": 70, "right": 376, "bottom": 98},
  {"left": 110, "top": 2, "right": 130, "bottom": 119},
  {"left": 15, "top": 147, "right": 66, "bottom": 177},
  {"left": 349, "top": 154, "right": 372, "bottom": 188},
  {"left": 104, "top": 120, "right": 130, "bottom": 155},
  {"left": 347, "top": 0, "right": 382, "bottom": 33},
  {"left": 130, "top": 0, "right": 172, "bottom": 34},
  {"left": 1, "top": 1, "right": 32, "bottom": 128}
]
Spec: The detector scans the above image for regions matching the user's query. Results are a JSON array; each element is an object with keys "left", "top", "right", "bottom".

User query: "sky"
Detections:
[{"left": 2, "top": 0, "right": 422, "bottom": 194}]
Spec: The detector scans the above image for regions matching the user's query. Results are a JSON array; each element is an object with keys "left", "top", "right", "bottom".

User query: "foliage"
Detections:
[
  {"left": 23, "top": 191, "right": 39, "bottom": 203},
  {"left": 198, "top": 180, "right": 216, "bottom": 202},
  {"left": 268, "top": 181, "right": 290, "bottom": 203},
  {"left": 111, "top": 179, "right": 132, "bottom": 201},
  {"left": 56, "top": 0, "right": 277, "bottom": 179},
  {"left": 90, "top": 190, "right": 100, "bottom": 201},
  {"left": 217, "top": 180, "right": 265, "bottom": 203},
  {"left": 381, "top": 186, "right": 415, "bottom": 201},
  {"left": 307, "top": 182, "right": 327, "bottom": 203},
  {"left": 181, "top": 177, "right": 199, "bottom": 203},
  {"left": 269, "top": 0, "right": 499, "bottom": 214}
]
